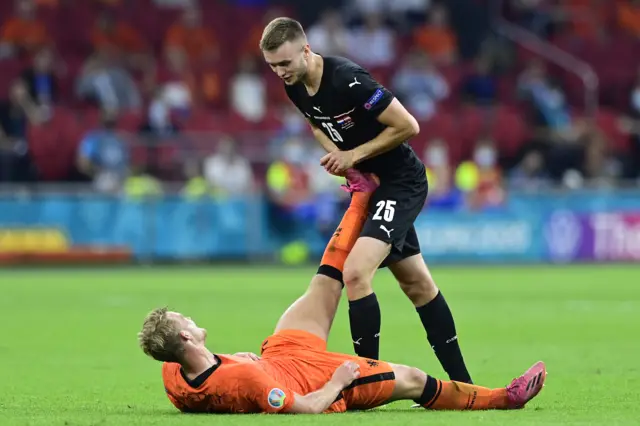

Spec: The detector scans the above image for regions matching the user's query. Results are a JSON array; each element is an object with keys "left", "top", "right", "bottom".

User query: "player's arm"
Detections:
[
  {"left": 309, "top": 121, "right": 340, "bottom": 153},
  {"left": 341, "top": 67, "right": 419, "bottom": 163},
  {"left": 288, "top": 361, "right": 361, "bottom": 414},
  {"left": 351, "top": 98, "right": 420, "bottom": 164}
]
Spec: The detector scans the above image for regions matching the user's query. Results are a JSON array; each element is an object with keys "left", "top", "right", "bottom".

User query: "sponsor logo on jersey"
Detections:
[
  {"left": 268, "top": 388, "right": 286, "bottom": 409},
  {"left": 364, "top": 88, "right": 384, "bottom": 110}
]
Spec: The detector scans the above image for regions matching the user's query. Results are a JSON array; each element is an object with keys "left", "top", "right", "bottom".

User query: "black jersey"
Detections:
[{"left": 285, "top": 56, "right": 424, "bottom": 179}]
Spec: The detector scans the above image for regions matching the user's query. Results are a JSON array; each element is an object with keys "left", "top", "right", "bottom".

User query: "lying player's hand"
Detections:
[
  {"left": 233, "top": 352, "right": 261, "bottom": 361},
  {"left": 331, "top": 361, "right": 361, "bottom": 388},
  {"left": 320, "top": 150, "right": 355, "bottom": 176}
]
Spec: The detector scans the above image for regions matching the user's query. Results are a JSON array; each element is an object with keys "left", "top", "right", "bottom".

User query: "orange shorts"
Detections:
[{"left": 260, "top": 330, "right": 396, "bottom": 413}]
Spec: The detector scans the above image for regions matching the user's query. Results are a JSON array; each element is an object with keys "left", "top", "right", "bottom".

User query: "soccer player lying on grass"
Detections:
[{"left": 138, "top": 170, "right": 546, "bottom": 414}]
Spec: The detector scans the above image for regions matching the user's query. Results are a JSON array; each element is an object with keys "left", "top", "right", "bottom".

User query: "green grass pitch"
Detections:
[{"left": 1, "top": 265, "right": 639, "bottom": 425}]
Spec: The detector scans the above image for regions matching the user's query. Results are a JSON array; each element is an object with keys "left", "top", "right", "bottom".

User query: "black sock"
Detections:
[
  {"left": 413, "top": 375, "right": 440, "bottom": 407},
  {"left": 348, "top": 293, "right": 381, "bottom": 360},
  {"left": 416, "top": 291, "right": 472, "bottom": 383}
]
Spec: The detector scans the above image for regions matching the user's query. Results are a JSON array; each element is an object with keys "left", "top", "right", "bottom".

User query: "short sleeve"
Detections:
[
  {"left": 336, "top": 65, "right": 394, "bottom": 117},
  {"left": 244, "top": 367, "right": 296, "bottom": 414}
]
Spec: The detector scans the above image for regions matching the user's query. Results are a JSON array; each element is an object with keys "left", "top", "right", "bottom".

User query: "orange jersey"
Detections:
[{"left": 162, "top": 330, "right": 396, "bottom": 414}]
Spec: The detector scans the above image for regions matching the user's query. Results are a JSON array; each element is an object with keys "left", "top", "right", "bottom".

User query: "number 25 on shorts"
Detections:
[{"left": 373, "top": 200, "right": 396, "bottom": 222}]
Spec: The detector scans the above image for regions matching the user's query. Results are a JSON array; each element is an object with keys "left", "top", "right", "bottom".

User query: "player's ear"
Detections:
[{"left": 179, "top": 330, "right": 192, "bottom": 341}]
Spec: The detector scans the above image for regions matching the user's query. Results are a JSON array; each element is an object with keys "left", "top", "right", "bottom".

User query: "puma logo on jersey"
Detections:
[
  {"left": 349, "top": 77, "right": 361, "bottom": 88},
  {"left": 313, "top": 106, "right": 322, "bottom": 113},
  {"left": 380, "top": 225, "right": 394, "bottom": 239}
]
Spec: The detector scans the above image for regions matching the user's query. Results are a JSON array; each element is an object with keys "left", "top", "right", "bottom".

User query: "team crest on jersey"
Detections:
[
  {"left": 268, "top": 388, "right": 286, "bottom": 409},
  {"left": 364, "top": 88, "right": 384, "bottom": 110}
]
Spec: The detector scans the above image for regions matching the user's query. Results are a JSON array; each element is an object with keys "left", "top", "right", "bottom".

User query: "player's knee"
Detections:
[{"left": 342, "top": 262, "right": 373, "bottom": 293}]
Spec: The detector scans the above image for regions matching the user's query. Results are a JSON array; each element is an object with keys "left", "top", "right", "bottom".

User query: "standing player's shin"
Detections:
[
  {"left": 273, "top": 190, "right": 373, "bottom": 342},
  {"left": 390, "top": 255, "right": 473, "bottom": 384}
]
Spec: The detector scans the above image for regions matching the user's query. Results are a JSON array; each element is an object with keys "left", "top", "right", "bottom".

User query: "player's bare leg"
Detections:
[
  {"left": 386, "top": 361, "right": 546, "bottom": 410},
  {"left": 273, "top": 171, "right": 378, "bottom": 342},
  {"left": 389, "top": 254, "right": 473, "bottom": 383}
]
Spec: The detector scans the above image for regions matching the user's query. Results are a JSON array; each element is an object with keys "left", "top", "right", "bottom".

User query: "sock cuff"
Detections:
[
  {"left": 415, "top": 290, "right": 443, "bottom": 312},
  {"left": 349, "top": 292, "right": 378, "bottom": 308},
  {"left": 317, "top": 264, "right": 344, "bottom": 287},
  {"left": 414, "top": 375, "right": 441, "bottom": 407}
]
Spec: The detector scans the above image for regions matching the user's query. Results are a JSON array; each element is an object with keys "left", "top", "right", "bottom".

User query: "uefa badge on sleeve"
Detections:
[{"left": 268, "top": 388, "right": 286, "bottom": 409}]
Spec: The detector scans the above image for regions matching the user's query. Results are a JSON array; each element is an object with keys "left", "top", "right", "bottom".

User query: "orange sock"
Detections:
[
  {"left": 421, "top": 378, "right": 509, "bottom": 410},
  {"left": 319, "top": 192, "right": 370, "bottom": 273}
]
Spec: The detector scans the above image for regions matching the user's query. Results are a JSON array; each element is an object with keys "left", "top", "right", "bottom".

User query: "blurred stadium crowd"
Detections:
[{"left": 1, "top": 0, "right": 640, "bottom": 214}]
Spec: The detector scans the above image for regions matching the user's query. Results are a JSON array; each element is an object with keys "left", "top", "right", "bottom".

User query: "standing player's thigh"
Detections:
[
  {"left": 361, "top": 176, "right": 427, "bottom": 269},
  {"left": 273, "top": 273, "right": 343, "bottom": 342}
]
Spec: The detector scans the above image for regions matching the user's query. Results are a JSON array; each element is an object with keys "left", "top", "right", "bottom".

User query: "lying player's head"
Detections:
[
  {"left": 138, "top": 307, "right": 207, "bottom": 364},
  {"left": 260, "top": 17, "right": 310, "bottom": 85}
]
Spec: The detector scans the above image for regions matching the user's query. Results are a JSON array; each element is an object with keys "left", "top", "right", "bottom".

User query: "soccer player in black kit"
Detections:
[{"left": 260, "top": 17, "right": 473, "bottom": 384}]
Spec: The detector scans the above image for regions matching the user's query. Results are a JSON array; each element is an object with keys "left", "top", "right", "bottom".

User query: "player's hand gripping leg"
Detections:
[{"left": 273, "top": 171, "right": 379, "bottom": 342}]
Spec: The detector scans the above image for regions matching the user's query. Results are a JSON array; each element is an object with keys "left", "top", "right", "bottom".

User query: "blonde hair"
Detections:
[
  {"left": 260, "top": 17, "right": 306, "bottom": 52},
  {"left": 138, "top": 307, "right": 184, "bottom": 363}
]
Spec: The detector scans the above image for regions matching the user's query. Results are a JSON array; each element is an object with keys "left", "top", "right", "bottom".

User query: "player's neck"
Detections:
[
  {"left": 181, "top": 346, "right": 217, "bottom": 379},
  {"left": 302, "top": 53, "right": 323, "bottom": 96}
]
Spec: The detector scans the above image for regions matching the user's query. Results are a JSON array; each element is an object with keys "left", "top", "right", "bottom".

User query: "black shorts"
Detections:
[{"left": 360, "top": 172, "right": 428, "bottom": 268}]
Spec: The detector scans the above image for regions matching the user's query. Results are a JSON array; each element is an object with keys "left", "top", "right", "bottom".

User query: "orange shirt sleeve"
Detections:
[{"left": 242, "top": 367, "right": 296, "bottom": 414}]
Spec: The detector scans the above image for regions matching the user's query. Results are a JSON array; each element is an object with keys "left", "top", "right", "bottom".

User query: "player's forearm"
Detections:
[
  {"left": 351, "top": 123, "right": 418, "bottom": 164},
  {"left": 312, "top": 126, "right": 339, "bottom": 153},
  {"left": 292, "top": 380, "right": 344, "bottom": 414}
]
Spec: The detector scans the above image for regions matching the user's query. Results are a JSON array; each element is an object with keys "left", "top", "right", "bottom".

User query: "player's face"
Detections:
[
  {"left": 263, "top": 40, "right": 309, "bottom": 85},
  {"left": 169, "top": 311, "right": 207, "bottom": 344}
]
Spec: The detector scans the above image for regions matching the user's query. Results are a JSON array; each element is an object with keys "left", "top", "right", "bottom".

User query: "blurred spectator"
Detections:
[
  {"left": 165, "top": 5, "right": 217, "bottom": 65},
  {"left": 350, "top": 0, "right": 386, "bottom": 15},
  {"left": 619, "top": 67, "right": 640, "bottom": 178},
  {"left": 562, "top": 0, "right": 610, "bottom": 41},
  {"left": 510, "top": 0, "right": 553, "bottom": 38},
  {"left": 21, "top": 46, "right": 58, "bottom": 107},
  {"left": 230, "top": 54, "right": 266, "bottom": 122},
  {"left": 266, "top": 136, "right": 313, "bottom": 244},
  {"left": 203, "top": 136, "right": 254, "bottom": 195},
  {"left": 347, "top": 13, "right": 396, "bottom": 68},
  {"left": 92, "top": 10, "right": 147, "bottom": 60},
  {"left": 465, "top": 137, "right": 505, "bottom": 210},
  {"left": 392, "top": 50, "right": 448, "bottom": 120},
  {"left": 123, "top": 166, "right": 163, "bottom": 200},
  {"left": 517, "top": 60, "right": 576, "bottom": 142},
  {"left": 388, "top": 0, "right": 431, "bottom": 27},
  {"left": 76, "top": 109, "right": 129, "bottom": 193},
  {"left": 0, "top": 79, "right": 42, "bottom": 182},
  {"left": 413, "top": 4, "right": 457, "bottom": 65},
  {"left": 242, "top": 7, "right": 285, "bottom": 56},
  {"left": 508, "top": 148, "right": 550, "bottom": 189},
  {"left": 617, "top": 0, "right": 640, "bottom": 38},
  {"left": 462, "top": 55, "right": 497, "bottom": 106},
  {"left": 76, "top": 50, "right": 142, "bottom": 112},
  {"left": 138, "top": 96, "right": 182, "bottom": 177},
  {"left": 307, "top": 9, "right": 349, "bottom": 56},
  {"left": 155, "top": 48, "right": 194, "bottom": 114},
  {"left": 0, "top": 0, "right": 49, "bottom": 59},
  {"left": 423, "top": 138, "right": 464, "bottom": 210}
]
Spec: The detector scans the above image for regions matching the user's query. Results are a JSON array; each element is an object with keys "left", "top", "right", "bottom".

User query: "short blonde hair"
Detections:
[
  {"left": 260, "top": 17, "right": 306, "bottom": 52},
  {"left": 138, "top": 307, "right": 184, "bottom": 363}
]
